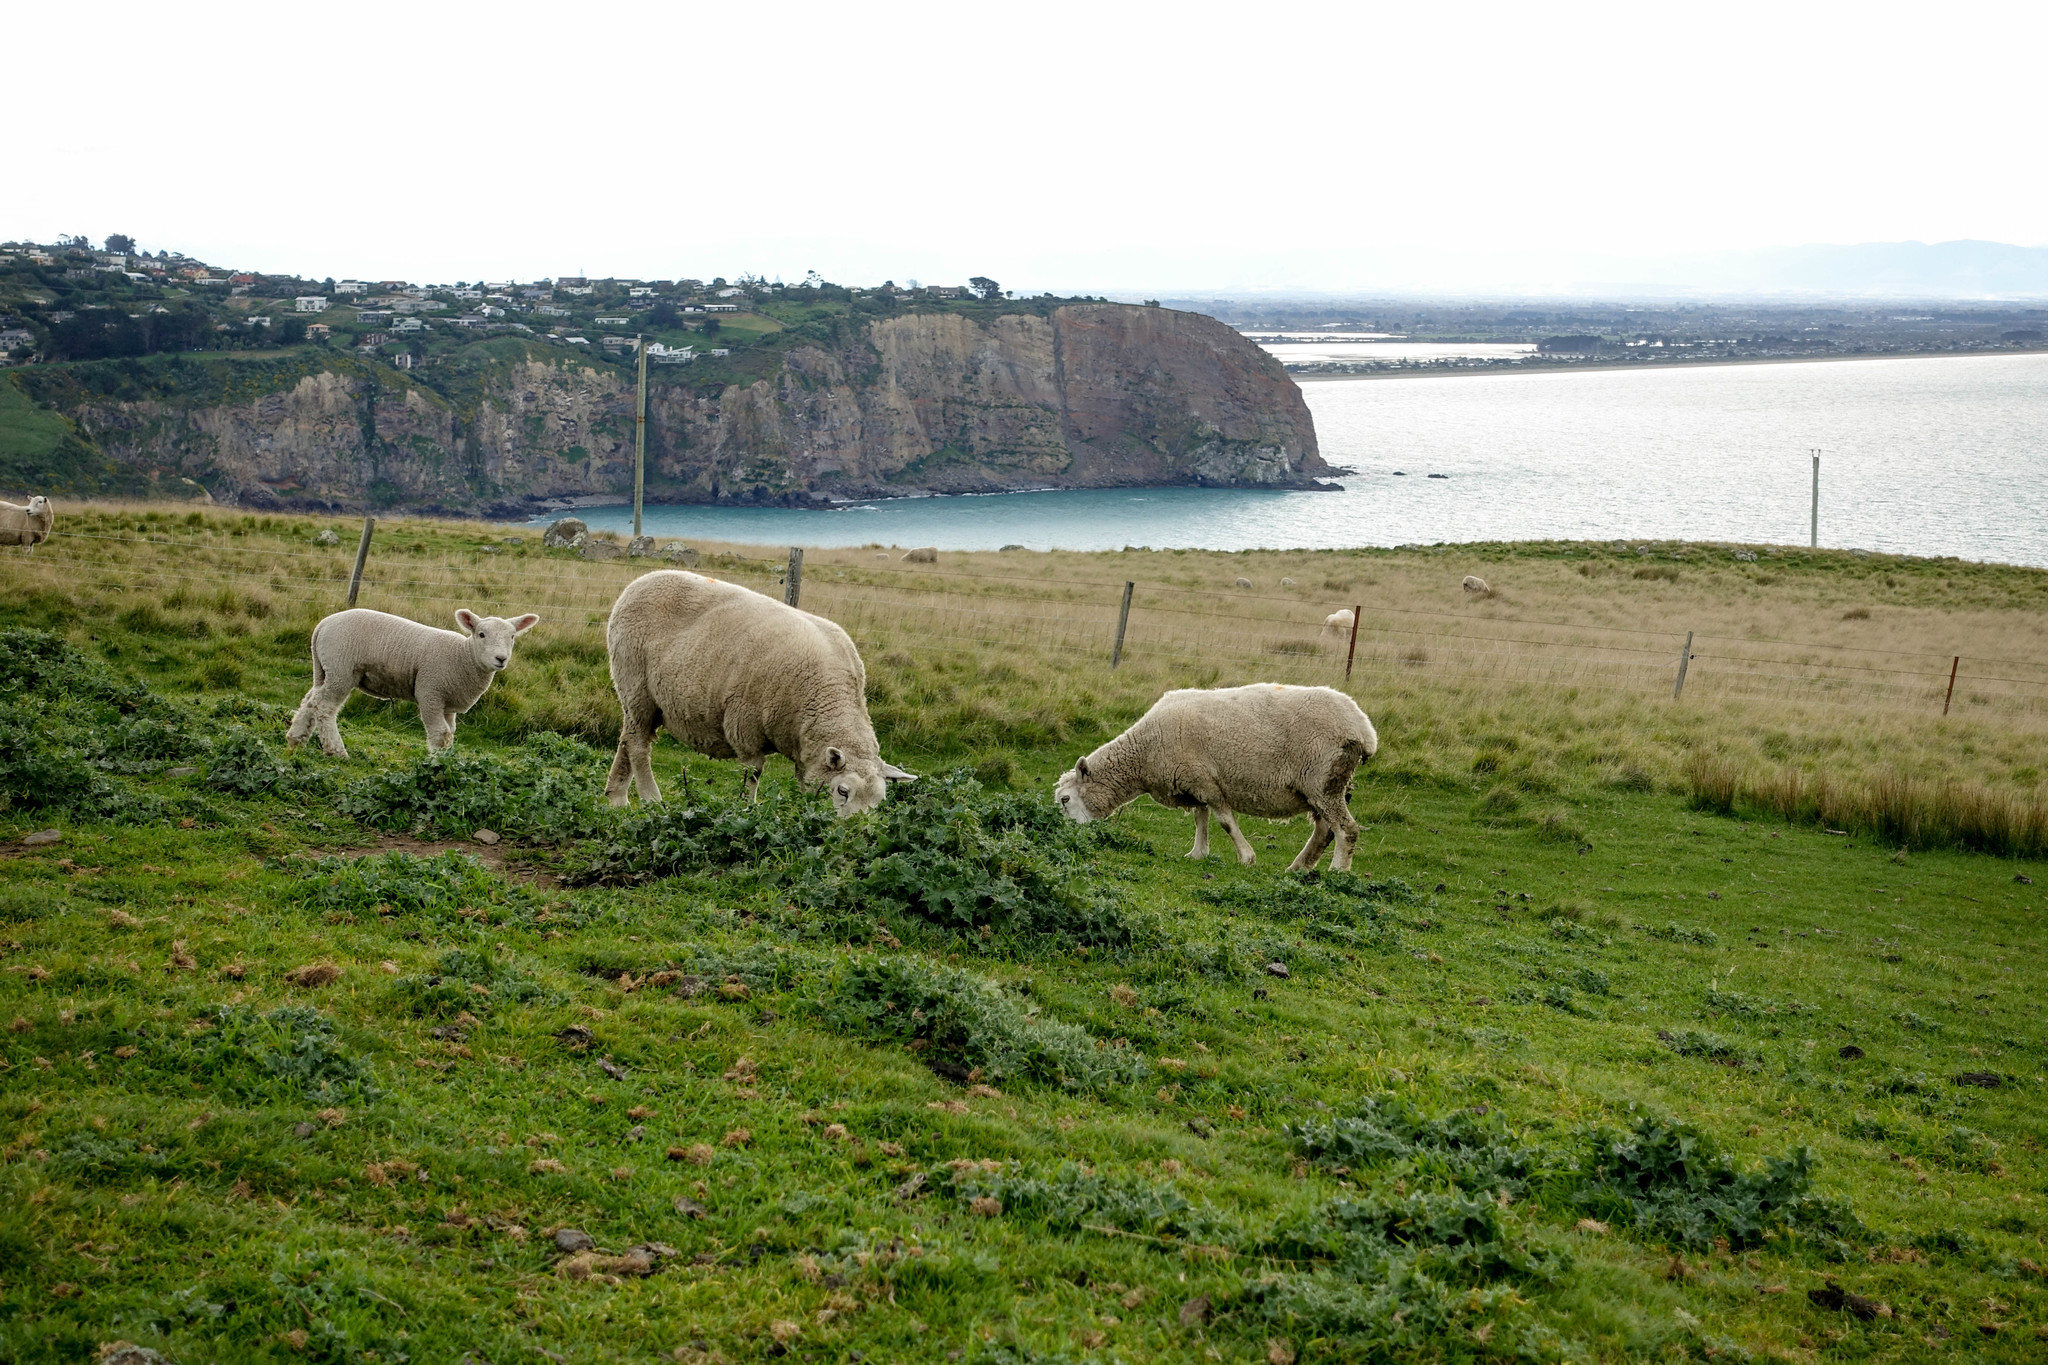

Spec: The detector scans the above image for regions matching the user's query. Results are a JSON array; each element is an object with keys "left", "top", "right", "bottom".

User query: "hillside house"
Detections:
[
  {"left": 335, "top": 281, "right": 368, "bottom": 294},
  {"left": 714, "top": 286, "right": 744, "bottom": 298},
  {"left": 595, "top": 315, "right": 631, "bottom": 326},
  {"left": 247, "top": 316, "right": 271, "bottom": 328},
  {"left": 0, "top": 327, "right": 36, "bottom": 352},
  {"left": 295, "top": 296, "right": 330, "bottom": 313},
  {"left": 702, "top": 303, "right": 738, "bottom": 313},
  {"left": 647, "top": 342, "right": 693, "bottom": 364},
  {"left": 452, "top": 288, "right": 482, "bottom": 300},
  {"left": 709, "top": 348, "right": 730, "bottom": 357},
  {"left": 307, "top": 323, "right": 331, "bottom": 338},
  {"left": 359, "top": 331, "right": 390, "bottom": 347},
  {"left": 355, "top": 310, "right": 393, "bottom": 325},
  {"left": 629, "top": 286, "right": 656, "bottom": 297},
  {"left": 390, "top": 317, "right": 425, "bottom": 334}
]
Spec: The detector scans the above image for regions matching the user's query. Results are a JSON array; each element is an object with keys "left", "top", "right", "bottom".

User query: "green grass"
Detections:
[{"left": 3, "top": 532, "right": 2047, "bottom": 1364}]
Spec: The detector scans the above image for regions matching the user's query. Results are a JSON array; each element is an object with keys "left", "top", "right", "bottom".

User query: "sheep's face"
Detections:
[
  {"left": 1054, "top": 759, "right": 1103, "bottom": 824},
  {"left": 455, "top": 609, "right": 540, "bottom": 672},
  {"left": 819, "top": 747, "right": 917, "bottom": 817},
  {"left": 27, "top": 496, "right": 48, "bottom": 517}
]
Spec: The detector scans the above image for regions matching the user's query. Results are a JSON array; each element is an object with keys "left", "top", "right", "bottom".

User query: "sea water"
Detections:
[{"left": 552, "top": 353, "right": 2048, "bottom": 567}]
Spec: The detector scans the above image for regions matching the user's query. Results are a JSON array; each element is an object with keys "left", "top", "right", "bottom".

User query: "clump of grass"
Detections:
[
  {"left": 337, "top": 733, "right": 611, "bottom": 841},
  {"left": 1690, "top": 761, "right": 2048, "bottom": 858},
  {"left": 296, "top": 850, "right": 544, "bottom": 929},
  {"left": 1638, "top": 922, "right": 1720, "bottom": 946},
  {"left": 119, "top": 1005, "right": 383, "bottom": 1108},
  {"left": 394, "top": 949, "right": 559, "bottom": 1017},
  {"left": 944, "top": 1161, "right": 1225, "bottom": 1240},
  {"left": 1286, "top": 1093, "right": 1550, "bottom": 1193},
  {"left": 822, "top": 956, "right": 1146, "bottom": 1091},
  {"left": 1574, "top": 1115, "right": 1855, "bottom": 1251}
]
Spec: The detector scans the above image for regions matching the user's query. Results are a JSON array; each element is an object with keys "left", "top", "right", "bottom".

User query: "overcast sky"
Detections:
[{"left": 11, "top": 0, "right": 2046, "bottom": 293}]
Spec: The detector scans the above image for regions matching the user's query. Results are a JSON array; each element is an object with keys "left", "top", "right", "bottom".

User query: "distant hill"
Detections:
[{"left": 1593, "top": 240, "right": 2048, "bottom": 299}]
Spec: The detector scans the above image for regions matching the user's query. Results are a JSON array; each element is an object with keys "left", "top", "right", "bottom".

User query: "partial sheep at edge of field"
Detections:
[
  {"left": 1055, "top": 683, "right": 1378, "bottom": 873},
  {"left": 286, "top": 607, "right": 539, "bottom": 758},
  {"left": 1462, "top": 575, "right": 1491, "bottom": 594},
  {"left": 1320, "top": 608, "right": 1356, "bottom": 638},
  {"left": 902, "top": 547, "right": 937, "bottom": 563},
  {"left": 604, "top": 569, "right": 916, "bottom": 817},
  {"left": 0, "top": 496, "right": 54, "bottom": 548}
]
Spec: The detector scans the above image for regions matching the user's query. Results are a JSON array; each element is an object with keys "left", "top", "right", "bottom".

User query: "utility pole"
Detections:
[
  {"left": 634, "top": 334, "right": 648, "bottom": 539},
  {"left": 1810, "top": 448, "right": 1820, "bottom": 549}
]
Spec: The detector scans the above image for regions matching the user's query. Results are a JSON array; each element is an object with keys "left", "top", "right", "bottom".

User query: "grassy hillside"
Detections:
[{"left": 3, "top": 506, "right": 2046, "bottom": 1364}]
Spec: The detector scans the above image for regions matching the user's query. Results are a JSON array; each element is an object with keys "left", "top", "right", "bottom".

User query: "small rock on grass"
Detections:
[
  {"left": 473, "top": 828, "right": 500, "bottom": 845},
  {"left": 1264, "top": 961, "right": 1290, "bottom": 978},
  {"left": 554, "top": 1228, "right": 595, "bottom": 1253},
  {"left": 21, "top": 829, "right": 61, "bottom": 847},
  {"left": 674, "top": 1196, "right": 708, "bottom": 1219},
  {"left": 1179, "top": 1296, "right": 1211, "bottom": 1326}
]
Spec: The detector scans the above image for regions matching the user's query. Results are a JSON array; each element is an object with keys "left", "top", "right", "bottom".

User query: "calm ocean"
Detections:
[{"left": 552, "top": 353, "right": 2048, "bottom": 567}]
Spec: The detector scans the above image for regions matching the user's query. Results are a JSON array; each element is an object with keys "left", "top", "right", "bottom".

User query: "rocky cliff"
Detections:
[{"left": 10, "top": 304, "right": 1332, "bottom": 514}]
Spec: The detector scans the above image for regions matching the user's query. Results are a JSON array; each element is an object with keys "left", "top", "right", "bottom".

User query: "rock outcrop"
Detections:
[{"left": 25, "top": 304, "right": 1329, "bottom": 514}]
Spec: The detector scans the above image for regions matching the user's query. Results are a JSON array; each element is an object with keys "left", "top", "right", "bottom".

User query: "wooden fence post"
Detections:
[
  {"left": 1343, "top": 602, "right": 1362, "bottom": 683},
  {"left": 346, "top": 515, "right": 375, "bottom": 607},
  {"left": 784, "top": 546, "right": 803, "bottom": 608},
  {"left": 1672, "top": 630, "right": 1694, "bottom": 699},
  {"left": 1110, "top": 580, "right": 1134, "bottom": 668},
  {"left": 1943, "top": 655, "right": 1959, "bottom": 715}
]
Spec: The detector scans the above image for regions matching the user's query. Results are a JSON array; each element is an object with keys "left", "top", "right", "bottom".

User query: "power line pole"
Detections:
[
  {"left": 1810, "top": 448, "right": 1820, "bottom": 549},
  {"left": 634, "top": 334, "right": 648, "bottom": 540}
]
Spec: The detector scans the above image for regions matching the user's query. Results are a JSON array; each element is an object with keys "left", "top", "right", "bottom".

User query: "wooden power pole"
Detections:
[{"left": 634, "top": 334, "right": 648, "bottom": 539}]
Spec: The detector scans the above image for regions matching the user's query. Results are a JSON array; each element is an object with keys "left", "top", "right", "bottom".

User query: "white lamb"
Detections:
[
  {"left": 286, "top": 607, "right": 540, "bottom": 758},
  {"left": 0, "top": 496, "right": 54, "bottom": 548},
  {"left": 1462, "top": 575, "right": 1490, "bottom": 594},
  {"left": 1055, "top": 683, "right": 1379, "bottom": 871},
  {"left": 1320, "top": 608, "right": 1356, "bottom": 638},
  {"left": 604, "top": 570, "right": 915, "bottom": 815}
]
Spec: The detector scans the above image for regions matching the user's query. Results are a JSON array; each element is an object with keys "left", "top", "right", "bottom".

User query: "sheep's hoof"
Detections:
[{"left": 1237, "top": 850, "right": 1257, "bottom": 866}]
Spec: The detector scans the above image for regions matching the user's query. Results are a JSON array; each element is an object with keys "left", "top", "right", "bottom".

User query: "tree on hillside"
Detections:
[
  {"left": 105, "top": 233, "right": 137, "bottom": 255},
  {"left": 969, "top": 276, "right": 1001, "bottom": 301}
]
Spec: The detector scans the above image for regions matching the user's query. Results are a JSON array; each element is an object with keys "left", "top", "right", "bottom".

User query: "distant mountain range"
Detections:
[{"left": 1592, "top": 240, "right": 2048, "bottom": 299}]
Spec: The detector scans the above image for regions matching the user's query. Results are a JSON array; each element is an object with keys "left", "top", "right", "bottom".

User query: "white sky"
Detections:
[{"left": 10, "top": 0, "right": 2046, "bottom": 293}]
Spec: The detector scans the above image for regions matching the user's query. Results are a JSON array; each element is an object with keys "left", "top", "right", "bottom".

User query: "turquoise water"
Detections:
[{"left": 548, "top": 353, "right": 2048, "bottom": 566}]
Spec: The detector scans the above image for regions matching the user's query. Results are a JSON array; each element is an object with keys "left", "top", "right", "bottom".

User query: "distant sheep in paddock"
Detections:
[
  {"left": 287, "top": 607, "right": 539, "bottom": 758},
  {"left": 1462, "top": 575, "right": 1490, "bottom": 594},
  {"left": 1056, "top": 683, "right": 1378, "bottom": 872},
  {"left": 1281, "top": 577, "right": 1297, "bottom": 588},
  {"left": 902, "top": 546, "right": 937, "bottom": 563},
  {"left": 604, "top": 570, "right": 915, "bottom": 815},
  {"left": 0, "top": 496, "right": 54, "bottom": 548},
  {"left": 1320, "top": 608, "right": 1356, "bottom": 638},
  {"left": 1233, "top": 576, "right": 1253, "bottom": 589}
]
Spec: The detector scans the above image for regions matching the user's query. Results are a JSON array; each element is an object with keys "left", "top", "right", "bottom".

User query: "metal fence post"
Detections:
[
  {"left": 1943, "top": 655, "right": 1959, "bottom": 715},
  {"left": 346, "top": 515, "right": 375, "bottom": 607},
  {"left": 1343, "top": 602, "right": 1363, "bottom": 683},
  {"left": 1110, "top": 580, "right": 1134, "bottom": 668},
  {"left": 1672, "top": 630, "right": 1694, "bottom": 699},
  {"left": 784, "top": 546, "right": 803, "bottom": 607}
]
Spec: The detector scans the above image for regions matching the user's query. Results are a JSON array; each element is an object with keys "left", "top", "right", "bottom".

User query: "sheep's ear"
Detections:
[
  {"left": 454, "top": 609, "right": 482, "bottom": 634},
  {"left": 1076, "top": 756, "right": 1089, "bottom": 777},
  {"left": 882, "top": 763, "right": 917, "bottom": 783},
  {"left": 825, "top": 747, "right": 845, "bottom": 771},
  {"left": 511, "top": 613, "right": 540, "bottom": 634}
]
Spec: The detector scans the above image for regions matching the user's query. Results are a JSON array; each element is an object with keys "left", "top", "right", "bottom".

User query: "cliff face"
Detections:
[{"left": 38, "top": 304, "right": 1329, "bottom": 513}]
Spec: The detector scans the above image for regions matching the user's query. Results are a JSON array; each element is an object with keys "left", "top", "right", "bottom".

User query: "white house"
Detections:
[
  {"left": 451, "top": 288, "right": 482, "bottom": 300},
  {"left": 629, "top": 286, "right": 656, "bottom": 297},
  {"left": 647, "top": 342, "right": 693, "bottom": 365},
  {"left": 390, "top": 317, "right": 425, "bottom": 334},
  {"left": 702, "top": 303, "right": 738, "bottom": 313},
  {"left": 595, "top": 315, "right": 631, "bottom": 326},
  {"left": 295, "top": 296, "right": 330, "bottom": 313},
  {"left": 335, "top": 281, "right": 369, "bottom": 294},
  {"left": 715, "top": 286, "right": 745, "bottom": 298},
  {"left": 561, "top": 284, "right": 593, "bottom": 296}
]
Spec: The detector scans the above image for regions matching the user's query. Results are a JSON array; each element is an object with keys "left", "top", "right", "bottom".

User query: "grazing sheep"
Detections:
[
  {"left": 1280, "top": 577, "right": 1297, "bottom": 588},
  {"left": 604, "top": 570, "right": 915, "bottom": 815},
  {"left": 1320, "top": 608, "right": 1356, "bottom": 639},
  {"left": 1462, "top": 575, "right": 1490, "bottom": 594},
  {"left": 287, "top": 608, "right": 540, "bottom": 758},
  {"left": 901, "top": 546, "right": 937, "bottom": 563},
  {"left": 1055, "top": 683, "right": 1378, "bottom": 871},
  {"left": 0, "top": 496, "right": 54, "bottom": 548},
  {"left": 1233, "top": 577, "right": 1253, "bottom": 589}
]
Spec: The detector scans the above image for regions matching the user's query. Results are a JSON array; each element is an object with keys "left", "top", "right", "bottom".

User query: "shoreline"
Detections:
[{"left": 1289, "top": 346, "right": 2048, "bottom": 382}]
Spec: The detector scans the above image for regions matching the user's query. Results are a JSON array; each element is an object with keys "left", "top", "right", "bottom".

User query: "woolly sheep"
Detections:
[
  {"left": 286, "top": 607, "right": 540, "bottom": 758},
  {"left": 1462, "top": 575, "right": 1490, "bottom": 594},
  {"left": 1320, "top": 608, "right": 1356, "bottom": 638},
  {"left": 0, "top": 495, "right": 54, "bottom": 548},
  {"left": 1054, "top": 683, "right": 1378, "bottom": 872},
  {"left": 1280, "top": 577, "right": 1297, "bottom": 588},
  {"left": 902, "top": 546, "right": 937, "bottom": 563},
  {"left": 604, "top": 570, "right": 915, "bottom": 816},
  {"left": 1233, "top": 576, "right": 1253, "bottom": 589}
]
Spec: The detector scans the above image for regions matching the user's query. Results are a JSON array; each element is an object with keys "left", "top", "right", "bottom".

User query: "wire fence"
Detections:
[{"left": 13, "top": 525, "right": 2048, "bottom": 723}]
